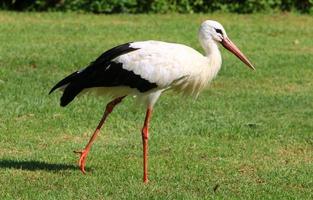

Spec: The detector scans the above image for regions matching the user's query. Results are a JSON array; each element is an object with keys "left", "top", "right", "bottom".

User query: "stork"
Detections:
[{"left": 49, "top": 20, "right": 254, "bottom": 183}]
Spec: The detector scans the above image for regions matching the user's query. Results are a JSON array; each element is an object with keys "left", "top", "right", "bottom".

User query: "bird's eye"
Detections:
[{"left": 215, "top": 28, "right": 223, "bottom": 35}]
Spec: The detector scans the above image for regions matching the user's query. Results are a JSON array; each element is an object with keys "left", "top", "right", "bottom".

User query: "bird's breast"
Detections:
[{"left": 172, "top": 57, "right": 221, "bottom": 96}]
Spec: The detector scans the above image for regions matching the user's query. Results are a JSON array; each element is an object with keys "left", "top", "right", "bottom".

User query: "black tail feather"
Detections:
[{"left": 49, "top": 71, "right": 80, "bottom": 94}]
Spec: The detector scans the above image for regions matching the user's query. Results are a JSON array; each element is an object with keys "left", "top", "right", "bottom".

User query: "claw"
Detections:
[{"left": 74, "top": 149, "right": 89, "bottom": 174}]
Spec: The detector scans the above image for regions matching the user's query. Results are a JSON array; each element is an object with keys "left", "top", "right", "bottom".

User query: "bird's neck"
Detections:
[
  {"left": 199, "top": 37, "right": 222, "bottom": 79},
  {"left": 199, "top": 37, "right": 221, "bottom": 58}
]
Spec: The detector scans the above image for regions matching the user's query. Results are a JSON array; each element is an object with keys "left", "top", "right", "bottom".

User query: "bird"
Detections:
[{"left": 49, "top": 20, "right": 255, "bottom": 183}]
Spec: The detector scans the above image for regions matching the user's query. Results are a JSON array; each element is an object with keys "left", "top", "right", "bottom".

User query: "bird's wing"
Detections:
[
  {"left": 49, "top": 42, "right": 139, "bottom": 94},
  {"left": 50, "top": 42, "right": 147, "bottom": 106},
  {"left": 114, "top": 41, "right": 207, "bottom": 89}
]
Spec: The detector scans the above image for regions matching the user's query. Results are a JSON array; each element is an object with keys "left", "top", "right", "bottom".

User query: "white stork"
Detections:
[{"left": 49, "top": 20, "right": 254, "bottom": 183}]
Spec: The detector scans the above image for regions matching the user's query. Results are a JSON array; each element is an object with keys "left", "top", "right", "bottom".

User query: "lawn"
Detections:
[{"left": 0, "top": 12, "right": 312, "bottom": 199}]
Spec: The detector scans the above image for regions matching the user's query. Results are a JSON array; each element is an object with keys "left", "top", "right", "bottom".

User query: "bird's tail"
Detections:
[
  {"left": 49, "top": 70, "right": 84, "bottom": 107},
  {"left": 49, "top": 71, "right": 80, "bottom": 94}
]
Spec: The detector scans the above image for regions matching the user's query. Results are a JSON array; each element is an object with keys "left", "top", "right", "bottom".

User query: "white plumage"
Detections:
[{"left": 50, "top": 20, "right": 254, "bottom": 183}]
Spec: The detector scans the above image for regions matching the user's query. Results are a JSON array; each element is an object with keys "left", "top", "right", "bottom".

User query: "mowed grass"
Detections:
[{"left": 0, "top": 11, "right": 312, "bottom": 199}]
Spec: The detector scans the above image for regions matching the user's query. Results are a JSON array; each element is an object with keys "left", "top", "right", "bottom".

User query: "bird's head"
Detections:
[{"left": 199, "top": 20, "right": 255, "bottom": 70}]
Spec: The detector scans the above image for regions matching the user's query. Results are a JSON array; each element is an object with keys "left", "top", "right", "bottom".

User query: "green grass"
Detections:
[{"left": 0, "top": 11, "right": 312, "bottom": 199}]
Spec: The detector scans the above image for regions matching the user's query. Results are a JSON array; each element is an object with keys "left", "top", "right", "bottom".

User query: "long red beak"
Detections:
[{"left": 221, "top": 37, "right": 255, "bottom": 70}]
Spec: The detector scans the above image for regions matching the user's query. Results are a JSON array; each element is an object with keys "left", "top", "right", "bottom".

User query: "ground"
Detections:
[{"left": 0, "top": 12, "right": 312, "bottom": 199}]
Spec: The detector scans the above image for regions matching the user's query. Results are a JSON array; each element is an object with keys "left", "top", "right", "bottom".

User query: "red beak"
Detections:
[{"left": 221, "top": 37, "right": 255, "bottom": 70}]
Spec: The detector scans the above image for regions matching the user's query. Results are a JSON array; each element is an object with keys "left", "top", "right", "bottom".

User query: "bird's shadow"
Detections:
[{"left": 0, "top": 159, "right": 77, "bottom": 172}]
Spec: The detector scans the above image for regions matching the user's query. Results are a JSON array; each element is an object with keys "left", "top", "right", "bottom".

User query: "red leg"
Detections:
[
  {"left": 74, "top": 96, "right": 125, "bottom": 174},
  {"left": 142, "top": 107, "right": 153, "bottom": 183}
]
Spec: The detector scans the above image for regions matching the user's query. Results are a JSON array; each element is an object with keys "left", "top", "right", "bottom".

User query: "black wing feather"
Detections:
[
  {"left": 49, "top": 71, "right": 79, "bottom": 94},
  {"left": 49, "top": 42, "right": 157, "bottom": 107},
  {"left": 93, "top": 42, "right": 139, "bottom": 65}
]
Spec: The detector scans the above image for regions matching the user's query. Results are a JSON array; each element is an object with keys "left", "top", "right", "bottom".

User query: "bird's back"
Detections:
[{"left": 116, "top": 40, "right": 209, "bottom": 89}]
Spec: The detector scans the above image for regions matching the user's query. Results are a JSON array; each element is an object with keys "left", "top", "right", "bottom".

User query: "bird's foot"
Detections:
[{"left": 73, "top": 149, "right": 89, "bottom": 174}]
